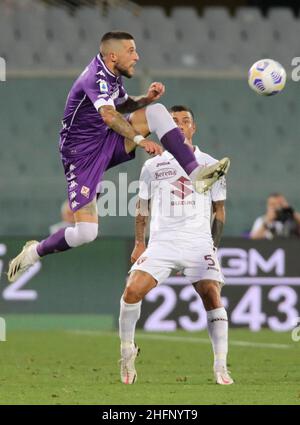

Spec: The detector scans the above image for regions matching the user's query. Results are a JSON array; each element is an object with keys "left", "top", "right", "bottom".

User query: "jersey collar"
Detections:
[{"left": 96, "top": 53, "right": 118, "bottom": 82}]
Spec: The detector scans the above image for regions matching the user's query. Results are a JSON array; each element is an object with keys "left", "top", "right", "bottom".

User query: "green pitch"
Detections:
[{"left": 0, "top": 316, "right": 299, "bottom": 405}]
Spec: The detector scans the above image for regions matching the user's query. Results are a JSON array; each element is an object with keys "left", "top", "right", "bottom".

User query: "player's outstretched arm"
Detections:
[
  {"left": 131, "top": 198, "right": 150, "bottom": 264},
  {"left": 116, "top": 82, "right": 165, "bottom": 114},
  {"left": 100, "top": 105, "right": 162, "bottom": 155},
  {"left": 212, "top": 200, "right": 226, "bottom": 248}
]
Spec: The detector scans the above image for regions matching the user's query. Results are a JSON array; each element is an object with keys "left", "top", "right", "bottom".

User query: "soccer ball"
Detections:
[{"left": 248, "top": 59, "right": 286, "bottom": 96}]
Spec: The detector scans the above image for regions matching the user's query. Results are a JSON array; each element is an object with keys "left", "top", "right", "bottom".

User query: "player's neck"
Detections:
[{"left": 103, "top": 59, "right": 119, "bottom": 77}]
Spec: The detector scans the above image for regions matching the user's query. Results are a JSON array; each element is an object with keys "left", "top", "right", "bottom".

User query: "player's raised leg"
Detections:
[
  {"left": 7, "top": 198, "right": 98, "bottom": 282},
  {"left": 193, "top": 279, "right": 234, "bottom": 385},
  {"left": 128, "top": 105, "right": 230, "bottom": 193},
  {"left": 119, "top": 270, "right": 157, "bottom": 384}
]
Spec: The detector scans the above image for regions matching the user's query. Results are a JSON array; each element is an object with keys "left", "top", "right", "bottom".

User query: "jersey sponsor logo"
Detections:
[
  {"left": 156, "top": 161, "right": 170, "bottom": 167},
  {"left": 81, "top": 185, "right": 90, "bottom": 198},
  {"left": 154, "top": 168, "right": 176, "bottom": 180},
  {"left": 171, "top": 176, "right": 193, "bottom": 199},
  {"left": 99, "top": 79, "right": 108, "bottom": 93}
]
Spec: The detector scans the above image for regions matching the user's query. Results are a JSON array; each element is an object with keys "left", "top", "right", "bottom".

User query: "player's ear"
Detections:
[{"left": 110, "top": 51, "right": 118, "bottom": 63}]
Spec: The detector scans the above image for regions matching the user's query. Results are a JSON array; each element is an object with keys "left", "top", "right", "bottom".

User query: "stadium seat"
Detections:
[
  {"left": 202, "top": 7, "right": 238, "bottom": 70},
  {"left": 139, "top": 7, "right": 177, "bottom": 45},
  {"left": 75, "top": 7, "right": 111, "bottom": 45},
  {"left": 233, "top": 7, "right": 272, "bottom": 69},
  {"left": 171, "top": 7, "right": 200, "bottom": 42},
  {"left": 13, "top": 1, "right": 47, "bottom": 50},
  {"left": 268, "top": 7, "right": 295, "bottom": 25},
  {"left": 107, "top": 6, "right": 144, "bottom": 41},
  {"left": 266, "top": 7, "right": 298, "bottom": 69},
  {"left": 140, "top": 41, "right": 172, "bottom": 70}
]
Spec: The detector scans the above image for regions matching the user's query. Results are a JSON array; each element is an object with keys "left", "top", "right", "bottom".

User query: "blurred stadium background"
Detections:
[{"left": 0, "top": 1, "right": 300, "bottom": 404}]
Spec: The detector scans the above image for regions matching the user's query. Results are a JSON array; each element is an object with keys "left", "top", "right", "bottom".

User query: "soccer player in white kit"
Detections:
[{"left": 119, "top": 105, "right": 233, "bottom": 386}]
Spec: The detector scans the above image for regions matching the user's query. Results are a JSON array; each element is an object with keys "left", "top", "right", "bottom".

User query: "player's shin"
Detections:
[
  {"left": 37, "top": 227, "right": 71, "bottom": 256},
  {"left": 206, "top": 307, "right": 228, "bottom": 371},
  {"left": 119, "top": 296, "right": 141, "bottom": 352}
]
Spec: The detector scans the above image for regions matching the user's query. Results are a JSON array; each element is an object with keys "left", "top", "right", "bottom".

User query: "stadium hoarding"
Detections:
[
  {"left": 0, "top": 238, "right": 300, "bottom": 331},
  {"left": 138, "top": 238, "right": 300, "bottom": 332}
]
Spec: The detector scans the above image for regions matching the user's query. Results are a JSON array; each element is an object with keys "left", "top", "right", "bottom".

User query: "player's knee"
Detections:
[
  {"left": 79, "top": 224, "right": 98, "bottom": 244},
  {"left": 65, "top": 222, "right": 98, "bottom": 247},
  {"left": 145, "top": 103, "right": 175, "bottom": 138},
  {"left": 123, "top": 275, "right": 146, "bottom": 303},
  {"left": 123, "top": 284, "right": 143, "bottom": 303},
  {"left": 146, "top": 103, "right": 168, "bottom": 118}
]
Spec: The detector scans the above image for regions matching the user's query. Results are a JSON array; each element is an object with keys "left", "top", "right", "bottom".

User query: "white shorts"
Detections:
[{"left": 130, "top": 239, "right": 225, "bottom": 286}]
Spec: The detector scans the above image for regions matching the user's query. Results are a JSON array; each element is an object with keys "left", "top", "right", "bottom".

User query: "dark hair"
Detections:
[
  {"left": 268, "top": 192, "right": 283, "bottom": 198},
  {"left": 169, "top": 105, "right": 194, "bottom": 120},
  {"left": 101, "top": 31, "right": 134, "bottom": 43}
]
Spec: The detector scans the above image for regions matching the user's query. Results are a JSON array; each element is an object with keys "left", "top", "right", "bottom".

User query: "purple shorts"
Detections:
[{"left": 61, "top": 131, "right": 135, "bottom": 212}]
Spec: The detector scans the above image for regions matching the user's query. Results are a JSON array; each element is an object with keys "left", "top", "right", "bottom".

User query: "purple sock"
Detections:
[
  {"left": 161, "top": 128, "right": 199, "bottom": 175},
  {"left": 37, "top": 227, "right": 71, "bottom": 257}
]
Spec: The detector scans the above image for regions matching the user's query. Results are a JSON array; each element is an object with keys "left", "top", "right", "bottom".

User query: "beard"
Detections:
[{"left": 116, "top": 63, "right": 134, "bottom": 79}]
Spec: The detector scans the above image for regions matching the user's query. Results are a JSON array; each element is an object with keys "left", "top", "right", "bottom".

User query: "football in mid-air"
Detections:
[{"left": 248, "top": 59, "right": 286, "bottom": 95}]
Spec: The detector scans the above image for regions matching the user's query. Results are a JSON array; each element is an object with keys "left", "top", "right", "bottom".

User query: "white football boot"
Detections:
[
  {"left": 214, "top": 366, "right": 234, "bottom": 385},
  {"left": 194, "top": 157, "right": 230, "bottom": 194},
  {"left": 120, "top": 344, "right": 140, "bottom": 385},
  {"left": 7, "top": 240, "right": 40, "bottom": 282}
]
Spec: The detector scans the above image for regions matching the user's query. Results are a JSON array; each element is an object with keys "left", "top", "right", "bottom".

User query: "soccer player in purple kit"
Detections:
[{"left": 8, "top": 31, "right": 230, "bottom": 282}]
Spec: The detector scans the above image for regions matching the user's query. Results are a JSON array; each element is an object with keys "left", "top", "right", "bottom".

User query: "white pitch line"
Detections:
[{"left": 67, "top": 330, "right": 291, "bottom": 350}]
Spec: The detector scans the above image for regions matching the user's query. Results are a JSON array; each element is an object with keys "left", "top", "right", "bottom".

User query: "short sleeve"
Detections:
[
  {"left": 82, "top": 69, "right": 115, "bottom": 111},
  {"left": 211, "top": 175, "right": 227, "bottom": 202},
  {"left": 138, "top": 165, "right": 152, "bottom": 200}
]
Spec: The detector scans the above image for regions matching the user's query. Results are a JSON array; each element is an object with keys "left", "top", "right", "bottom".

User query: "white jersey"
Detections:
[{"left": 138, "top": 146, "right": 226, "bottom": 243}]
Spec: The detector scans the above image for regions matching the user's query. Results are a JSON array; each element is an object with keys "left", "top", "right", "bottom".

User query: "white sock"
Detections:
[
  {"left": 119, "top": 297, "right": 141, "bottom": 354},
  {"left": 65, "top": 222, "right": 98, "bottom": 247},
  {"left": 206, "top": 307, "right": 228, "bottom": 370}
]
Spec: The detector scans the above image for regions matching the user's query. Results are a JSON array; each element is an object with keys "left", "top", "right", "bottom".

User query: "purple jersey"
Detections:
[
  {"left": 59, "top": 54, "right": 128, "bottom": 156},
  {"left": 58, "top": 54, "right": 135, "bottom": 212}
]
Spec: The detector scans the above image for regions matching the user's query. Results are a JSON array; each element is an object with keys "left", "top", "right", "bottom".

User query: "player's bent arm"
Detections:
[
  {"left": 116, "top": 95, "right": 152, "bottom": 114},
  {"left": 99, "top": 105, "right": 163, "bottom": 156},
  {"left": 100, "top": 105, "right": 138, "bottom": 141},
  {"left": 131, "top": 198, "right": 150, "bottom": 263},
  {"left": 212, "top": 200, "right": 225, "bottom": 248},
  {"left": 135, "top": 198, "right": 150, "bottom": 243}
]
